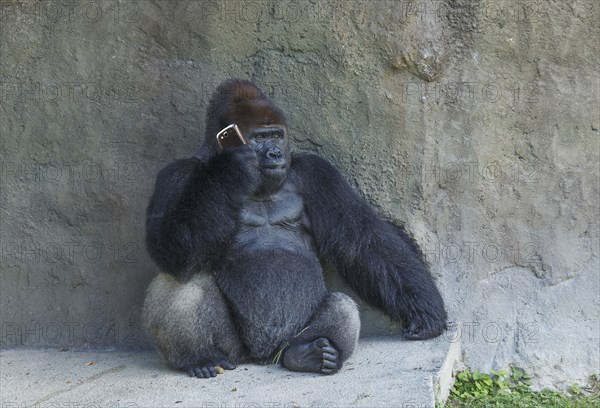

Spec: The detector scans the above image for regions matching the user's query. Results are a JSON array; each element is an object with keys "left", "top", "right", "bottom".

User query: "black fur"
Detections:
[
  {"left": 143, "top": 79, "right": 446, "bottom": 378},
  {"left": 145, "top": 150, "right": 259, "bottom": 280},
  {"left": 289, "top": 154, "right": 447, "bottom": 339}
]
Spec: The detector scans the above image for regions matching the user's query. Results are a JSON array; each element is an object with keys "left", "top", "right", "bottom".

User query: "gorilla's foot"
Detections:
[
  {"left": 186, "top": 358, "right": 236, "bottom": 379},
  {"left": 282, "top": 337, "right": 340, "bottom": 375}
]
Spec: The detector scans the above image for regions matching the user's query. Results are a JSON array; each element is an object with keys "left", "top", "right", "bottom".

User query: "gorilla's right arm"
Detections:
[{"left": 146, "top": 148, "right": 258, "bottom": 279}]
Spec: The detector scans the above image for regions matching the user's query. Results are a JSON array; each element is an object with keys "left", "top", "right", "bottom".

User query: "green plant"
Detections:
[
  {"left": 444, "top": 367, "right": 600, "bottom": 408},
  {"left": 450, "top": 365, "right": 532, "bottom": 400}
]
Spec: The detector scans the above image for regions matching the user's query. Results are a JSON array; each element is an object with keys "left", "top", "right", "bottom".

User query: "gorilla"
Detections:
[{"left": 142, "top": 79, "right": 447, "bottom": 378}]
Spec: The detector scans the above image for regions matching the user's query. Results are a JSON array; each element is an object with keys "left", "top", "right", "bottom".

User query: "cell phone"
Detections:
[{"left": 216, "top": 124, "right": 247, "bottom": 151}]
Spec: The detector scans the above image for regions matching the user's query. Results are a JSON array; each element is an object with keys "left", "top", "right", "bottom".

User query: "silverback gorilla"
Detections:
[{"left": 142, "top": 79, "right": 447, "bottom": 378}]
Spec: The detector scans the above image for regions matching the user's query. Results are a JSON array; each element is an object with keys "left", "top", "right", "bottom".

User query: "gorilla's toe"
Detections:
[{"left": 283, "top": 337, "right": 341, "bottom": 375}]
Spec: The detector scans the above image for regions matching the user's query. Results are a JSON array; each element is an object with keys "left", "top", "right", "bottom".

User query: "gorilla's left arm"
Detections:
[{"left": 291, "top": 153, "right": 447, "bottom": 340}]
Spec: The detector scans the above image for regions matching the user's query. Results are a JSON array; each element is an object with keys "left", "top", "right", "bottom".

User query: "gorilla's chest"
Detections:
[
  {"left": 235, "top": 182, "right": 312, "bottom": 250},
  {"left": 217, "top": 181, "right": 325, "bottom": 354}
]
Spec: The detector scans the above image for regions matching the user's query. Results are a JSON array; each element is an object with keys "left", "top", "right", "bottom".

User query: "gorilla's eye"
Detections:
[{"left": 255, "top": 134, "right": 264, "bottom": 140}]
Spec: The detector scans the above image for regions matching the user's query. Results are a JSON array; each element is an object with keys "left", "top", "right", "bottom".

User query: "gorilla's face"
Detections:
[
  {"left": 201, "top": 79, "right": 291, "bottom": 195},
  {"left": 246, "top": 125, "right": 291, "bottom": 181}
]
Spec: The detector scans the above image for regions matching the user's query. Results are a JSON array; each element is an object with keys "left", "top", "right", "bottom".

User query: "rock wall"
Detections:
[{"left": 1, "top": 0, "right": 598, "bottom": 389}]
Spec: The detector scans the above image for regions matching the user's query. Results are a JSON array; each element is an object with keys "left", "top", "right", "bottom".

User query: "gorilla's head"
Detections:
[{"left": 200, "top": 79, "right": 291, "bottom": 191}]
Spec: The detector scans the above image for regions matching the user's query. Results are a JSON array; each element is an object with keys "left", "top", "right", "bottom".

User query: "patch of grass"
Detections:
[{"left": 442, "top": 367, "right": 599, "bottom": 408}]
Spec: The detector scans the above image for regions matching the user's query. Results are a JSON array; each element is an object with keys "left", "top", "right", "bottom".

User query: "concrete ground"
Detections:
[{"left": 0, "top": 336, "right": 459, "bottom": 408}]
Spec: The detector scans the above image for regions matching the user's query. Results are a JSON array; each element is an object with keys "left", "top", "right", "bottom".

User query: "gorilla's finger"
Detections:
[
  {"left": 322, "top": 359, "right": 337, "bottom": 369},
  {"left": 322, "top": 352, "right": 337, "bottom": 362},
  {"left": 321, "top": 367, "right": 335, "bottom": 375},
  {"left": 322, "top": 346, "right": 338, "bottom": 356},
  {"left": 219, "top": 360, "right": 236, "bottom": 370},
  {"left": 314, "top": 338, "right": 329, "bottom": 348}
]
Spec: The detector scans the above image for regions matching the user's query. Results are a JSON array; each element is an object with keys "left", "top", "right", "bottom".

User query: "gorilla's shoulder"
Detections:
[
  {"left": 289, "top": 153, "right": 347, "bottom": 193},
  {"left": 290, "top": 153, "right": 337, "bottom": 177}
]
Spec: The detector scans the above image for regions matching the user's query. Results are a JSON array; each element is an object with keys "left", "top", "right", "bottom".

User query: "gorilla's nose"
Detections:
[{"left": 266, "top": 147, "right": 282, "bottom": 160}]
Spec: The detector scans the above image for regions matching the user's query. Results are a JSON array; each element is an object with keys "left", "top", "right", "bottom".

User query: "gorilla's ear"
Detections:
[{"left": 200, "top": 79, "right": 287, "bottom": 157}]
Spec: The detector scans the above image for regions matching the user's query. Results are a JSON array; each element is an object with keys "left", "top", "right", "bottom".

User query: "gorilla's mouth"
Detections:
[
  {"left": 261, "top": 162, "right": 288, "bottom": 177},
  {"left": 263, "top": 163, "right": 285, "bottom": 170},
  {"left": 261, "top": 160, "right": 287, "bottom": 170}
]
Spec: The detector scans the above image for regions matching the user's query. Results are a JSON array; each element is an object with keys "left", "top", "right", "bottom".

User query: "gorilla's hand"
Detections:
[
  {"left": 402, "top": 313, "right": 447, "bottom": 340},
  {"left": 217, "top": 145, "right": 261, "bottom": 194},
  {"left": 186, "top": 358, "right": 237, "bottom": 379}
]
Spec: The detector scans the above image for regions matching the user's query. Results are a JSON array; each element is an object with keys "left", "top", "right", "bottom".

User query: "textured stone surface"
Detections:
[
  {"left": 0, "top": 337, "right": 459, "bottom": 407},
  {"left": 0, "top": 0, "right": 598, "bottom": 391}
]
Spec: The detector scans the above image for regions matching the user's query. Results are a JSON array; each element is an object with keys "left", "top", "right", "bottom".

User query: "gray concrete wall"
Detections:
[{"left": 0, "top": 0, "right": 598, "bottom": 389}]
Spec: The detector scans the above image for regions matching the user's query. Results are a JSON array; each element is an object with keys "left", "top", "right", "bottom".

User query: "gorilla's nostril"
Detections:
[{"left": 266, "top": 148, "right": 282, "bottom": 160}]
